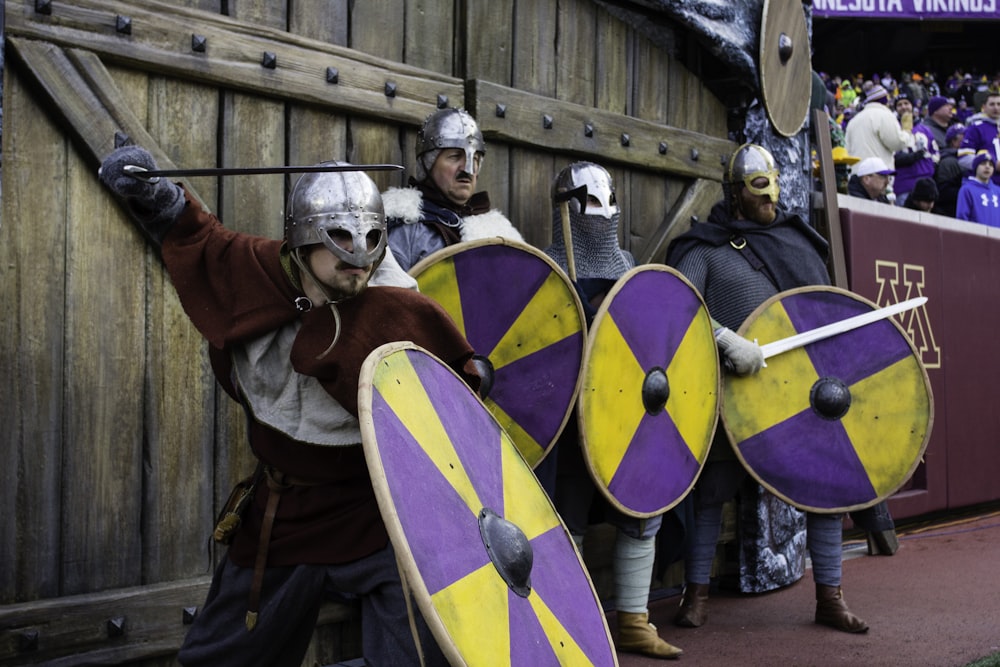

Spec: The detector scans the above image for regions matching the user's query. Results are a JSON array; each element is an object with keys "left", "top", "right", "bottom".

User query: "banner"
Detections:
[{"left": 813, "top": 0, "right": 1000, "bottom": 19}]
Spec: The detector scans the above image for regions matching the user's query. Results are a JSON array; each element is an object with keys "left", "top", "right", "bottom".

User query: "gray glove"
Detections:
[
  {"left": 98, "top": 145, "right": 185, "bottom": 245},
  {"left": 715, "top": 327, "right": 764, "bottom": 376}
]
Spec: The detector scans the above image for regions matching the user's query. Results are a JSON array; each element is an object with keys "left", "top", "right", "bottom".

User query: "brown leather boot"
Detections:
[
  {"left": 617, "top": 611, "right": 683, "bottom": 659},
  {"left": 674, "top": 582, "right": 710, "bottom": 628},
  {"left": 815, "top": 584, "right": 869, "bottom": 633}
]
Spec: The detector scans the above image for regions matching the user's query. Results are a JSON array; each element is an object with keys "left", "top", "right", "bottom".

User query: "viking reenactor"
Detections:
[
  {"left": 666, "top": 143, "right": 870, "bottom": 633},
  {"left": 545, "top": 162, "right": 684, "bottom": 659},
  {"left": 99, "top": 146, "right": 479, "bottom": 666},
  {"left": 384, "top": 107, "right": 522, "bottom": 271}
]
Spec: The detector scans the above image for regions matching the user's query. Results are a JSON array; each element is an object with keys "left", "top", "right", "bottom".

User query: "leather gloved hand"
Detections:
[
  {"left": 99, "top": 145, "right": 185, "bottom": 245},
  {"left": 715, "top": 327, "right": 764, "bottom": 376}
]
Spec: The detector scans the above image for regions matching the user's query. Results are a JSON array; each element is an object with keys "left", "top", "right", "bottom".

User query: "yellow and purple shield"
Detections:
[
  {"left": 410, "top": 239, "right": 586, "bottom": 469},
  {"left": 359, "top": 342, "right": 618, "bottom": 666},
  {"left": 722, "top": 286, "right": 934, "bottom": 513},
  {"left": 579, "top": 265, "right": 721, "bottom": 518}
]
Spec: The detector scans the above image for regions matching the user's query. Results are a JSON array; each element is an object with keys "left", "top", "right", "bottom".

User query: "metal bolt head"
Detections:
[
  {"left": 326, "top": 67, "right": 339, "bottom": 84},
  {"left": 191, "top": 35, "right": 207, "bottom": 52},
  {"left": 261, "top": 52, "right": 277, "bottom": 69}
]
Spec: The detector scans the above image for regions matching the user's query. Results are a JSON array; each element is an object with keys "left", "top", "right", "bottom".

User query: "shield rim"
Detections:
[
  {"left": 578, "top": 264, "right": 721, "bottom": 518},
  {"left": 759, "top": 0, "right": 812, "bottom": 137},
  {"left": 358, "top": 340, "right": 619, "bottom": 666},
  {"left": 409, "top": 237, "right": 587, "bottom": 468},
  {"left": 723, "top": 285, "right": 935, "bottom": 513}
]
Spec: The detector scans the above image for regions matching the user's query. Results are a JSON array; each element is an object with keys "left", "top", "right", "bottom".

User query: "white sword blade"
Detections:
[{"left": 759, "top": 296, "right": 927, "bottom": 361}]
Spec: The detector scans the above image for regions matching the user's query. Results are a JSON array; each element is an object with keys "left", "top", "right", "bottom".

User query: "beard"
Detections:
[{"left": 737, "top": 192, "right": 778, "bottom": 225}]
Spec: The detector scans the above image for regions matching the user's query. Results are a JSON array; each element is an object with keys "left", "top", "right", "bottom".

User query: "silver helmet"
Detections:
[
  {"left": 416, "top": 108, "right": 485, "bottom": 176},
  {"left": 726, "top": 143, "right": 780, "bottom": 203},
  {"left": 284, "top": 162, "right": 386, "bottom": 268},
  {"left": 551, "top": 161, "right": 619, "bottom": 219}
]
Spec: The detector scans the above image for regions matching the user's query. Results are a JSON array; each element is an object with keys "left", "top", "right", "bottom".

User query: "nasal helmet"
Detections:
[
  {"left": 416, "top": 108, "right": 485, "bottom": 176},
  {"left": 284, "top": 162, "right": 386, "bottom": 268}
]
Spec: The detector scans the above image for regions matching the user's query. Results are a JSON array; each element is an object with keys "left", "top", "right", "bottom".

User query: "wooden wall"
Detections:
[{"left": 0, "top": 0, "right": 731, "bottom": 663}]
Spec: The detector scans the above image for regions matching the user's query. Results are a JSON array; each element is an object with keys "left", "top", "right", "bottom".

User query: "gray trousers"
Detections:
[{"left": 179, "top": 544, "right": 446, "bottom": 667}]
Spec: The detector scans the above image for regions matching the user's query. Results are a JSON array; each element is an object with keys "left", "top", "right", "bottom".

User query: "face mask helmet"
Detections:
[
  {"left": 284, "top": 162, "right": 386, "bottom": 269},
  {"left": 551, "top": 161, "right": 619, "bottom": 219},
  {"left": 725, "top": 143, "right": 781, "bottom": 211},
  {"left": 415, "top": 108, "right": 486, "bottom": 179}
]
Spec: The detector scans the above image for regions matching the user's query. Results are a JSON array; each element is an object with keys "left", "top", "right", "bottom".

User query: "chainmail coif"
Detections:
[{"left": 545, "top": 209, "right": 634, "bottom": 279}]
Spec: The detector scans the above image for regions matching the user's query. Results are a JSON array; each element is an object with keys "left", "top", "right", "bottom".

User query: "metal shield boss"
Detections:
[
  {"left": 410, "top": 239, "right": 586, "bottom": 469},
  {"left": 578, "top": 265, "right": 721, "bottom": 518},
  {"left": 359, "top": 342, "right": 618, "bottom": 667},
  {"left": 722, "top": 286, "right": 933, "bottom": 513}
]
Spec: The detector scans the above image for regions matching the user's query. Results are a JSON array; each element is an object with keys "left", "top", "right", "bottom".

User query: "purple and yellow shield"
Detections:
[
  {"left": 410, "top": 239, "right": 586, "bottom": 469},
  {"left": 722, "top": 286, "right": 934, "bottom": 513},
  {"left": 579, "top": 265, "right": 721, "bottom": 518},
  {"left": 359, "top": 342, "right": 618, "bottom": 667}
]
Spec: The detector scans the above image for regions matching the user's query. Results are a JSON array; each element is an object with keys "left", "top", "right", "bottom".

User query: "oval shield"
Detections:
[
  {"left": 760, "top": 0, "right": 811, "bottom": 137},
  {"left": 578, "top": 265, "right": 721, "bottom": 518},
  {"left": 722, "top": 286, "right": 934, "bottom": 513},
  {"left": 410, "top": 239, "right": 586, "bottom": 469},
  {"left": 359, "top": 342, "right": 618, "bottom": 667}
]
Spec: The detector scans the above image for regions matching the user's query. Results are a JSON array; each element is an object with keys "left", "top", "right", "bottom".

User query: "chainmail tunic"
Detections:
[{"left": 545, "top": 209, "right": 633, "bottom": 280}]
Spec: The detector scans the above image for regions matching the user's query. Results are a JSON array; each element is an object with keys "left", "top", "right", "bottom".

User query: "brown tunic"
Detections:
[{"left": 162, "top": 191, "right": 478, "bottom": 566}]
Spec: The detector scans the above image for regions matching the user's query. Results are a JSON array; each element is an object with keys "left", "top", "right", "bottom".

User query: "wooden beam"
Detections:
[
  {"left": 812, "top": 109, "right": 849, "bottom": 288},
  {"left": 0, "top": 577, "right": 357, "bottom": 664},
  {"left": 7, "top": 38, "right": 208, "bottom": 208},
  {"left": 467, "top": 79, "right": 736, "bottom": 180},
  {"left": 4, "top": 0, "right": 464, "bottom": 126},
  {"left": 637, "top": 177, "right": 721, "bottom": 264}
]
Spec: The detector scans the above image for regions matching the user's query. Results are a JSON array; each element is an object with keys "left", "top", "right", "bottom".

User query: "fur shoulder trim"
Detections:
[
  {"left": 382, "top": 187, "right": 424, "bottom": 224},
  {"left": 460, "top": 210, "right": 523, "bottom": 243}
]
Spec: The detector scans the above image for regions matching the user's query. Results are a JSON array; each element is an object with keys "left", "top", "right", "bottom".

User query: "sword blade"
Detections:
[
  {"left": 123, "top": 163, "right": 404, "bottom": 181},
  {"left": 759, "top": 296, "right": 927, "bottom": 360}
]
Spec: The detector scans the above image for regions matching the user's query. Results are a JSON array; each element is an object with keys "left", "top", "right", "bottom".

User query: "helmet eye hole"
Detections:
[
  {"left": 365, "top": 230, "right": 382, "bottom": 252},
  {"left": 327, "top": 229, "right": 354, "bottom": 251}
]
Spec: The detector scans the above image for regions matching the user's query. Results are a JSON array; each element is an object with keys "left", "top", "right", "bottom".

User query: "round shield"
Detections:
[
  {"left": 760, "top": 0, "right": 811, "bottom": 137},
  {"left": 410, "top": 238, "right": 586, "bottom": 469},
  {"left": 359, "top": 342, "right": 618, "bottom": 667},
  {"left": 579, "top": 265, "right": 721, "bottom": 518},
  {"left": 722, "top": 286, "right": 934, "bottom": 513}
]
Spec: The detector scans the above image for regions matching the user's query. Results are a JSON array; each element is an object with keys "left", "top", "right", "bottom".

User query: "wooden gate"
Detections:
[{"left": 0, "top": 0, "right": 733, "bottom": 663}]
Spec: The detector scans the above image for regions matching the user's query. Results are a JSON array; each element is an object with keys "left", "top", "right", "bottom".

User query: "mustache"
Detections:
[{"left": 455, "top": 170, "right": 473, "bottom": 181}]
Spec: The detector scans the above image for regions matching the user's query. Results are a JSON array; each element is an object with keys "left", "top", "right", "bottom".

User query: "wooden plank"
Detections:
[
  {"left": 594, "top": 10, "right": 634, "bottom": 252},
  {"left": 507, "top": 2, "right": 558, "bottom": 247},
  {"left": 813, "top": 109, "right": 848, "bottom": 288},
  {"left": 595, "top": 6, "right": 629, "bottom": 115},
  {"left": 637, "top": 178, "right": 722, "bottom": 265},
  {"left": 287, "top": 1, "right": 349, "bottom": 176},
  {"left": 348, "top": 0, "right": 408, "bottom": 194},
  {"left": 61, "top": 86, "right": 147, "bottom": 595},
  {"left": 404, "top": 0, "right": 455, "bottom": 75},
  {"left": 4, "top": 0, "right": 463, "bottom": 126},
  {"left": 0, "top": 64, "right": 67, "bottom": 603},
  {"left": 468, "top": 79, "right": 735, "bottom": 181},
  {"left": 141, "top": 70, "right": 220, "bottom": 581},
  {"left": 211, "top": 1, "right": 287, "bottom": 520},
  {"left": 0, "top": 577, "right": 359, "bottom": 665},
  {"left": 464, "top": 0, "right": 514, "bottom": 216}
]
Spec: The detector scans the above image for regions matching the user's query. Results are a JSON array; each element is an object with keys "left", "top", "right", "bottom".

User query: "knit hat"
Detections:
[
  {"left": 927, "top": 96, "right": 951, "bottom": 116},
  {"left": 855, "top": 156, "right": 895, "bottom": 177},
  {"left": 972, "top": 151, "right": 995, "bottom": 171},
  {"left": 865, "top": 85, "right": 889, "bottom": 104},
  {"left": 945, "top": 123, "right": 965, "bottom": 143},
  {"left": 910, "top": 177, "right": 938, "bottom": 203}
]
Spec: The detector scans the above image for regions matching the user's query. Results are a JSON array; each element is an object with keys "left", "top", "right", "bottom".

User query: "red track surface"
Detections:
[{"left": 615, "top": 511, "right": 1000, "bottom": 667}]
